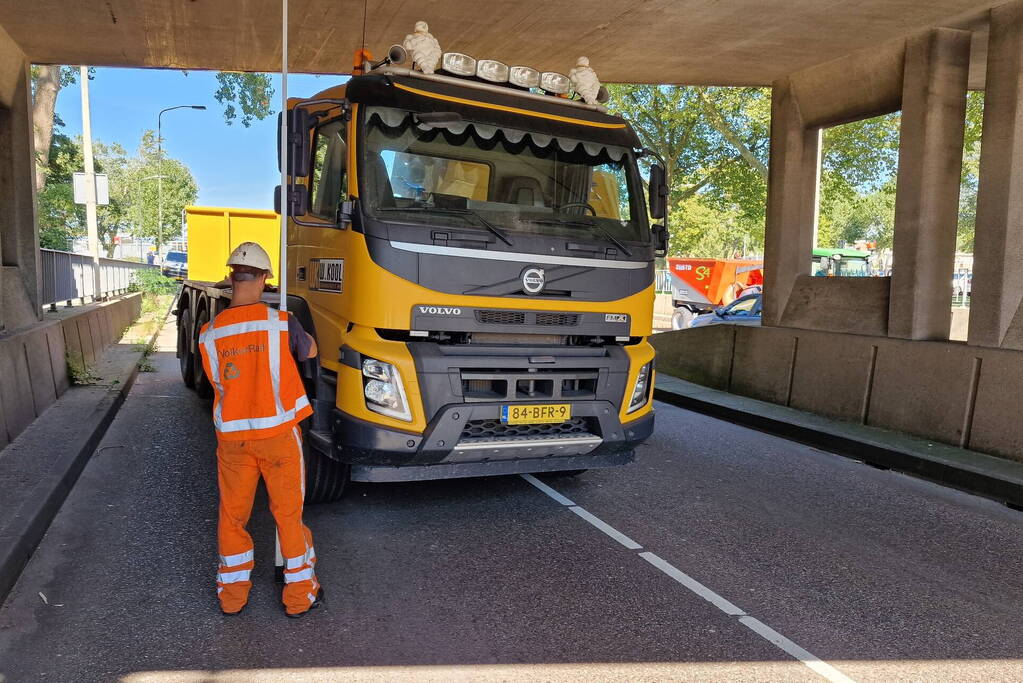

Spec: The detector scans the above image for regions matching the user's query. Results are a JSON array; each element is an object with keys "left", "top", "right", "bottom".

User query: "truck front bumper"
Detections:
[{"left": 332, "top": 402, "right": 654, "bottom": 482}]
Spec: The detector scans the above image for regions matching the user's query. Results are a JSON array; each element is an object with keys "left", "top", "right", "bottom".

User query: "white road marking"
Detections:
[
  {"left": 740, "top": 616, "right": 855, "bottom": 683},
  {"left": 520, "top": 474, "right": 576, "bottom": 506},
  {"left": 520, "top": 473, "right": 857, "bottom": 683},
  {"left": 639, "top": 552, "right": 745, "bottom": 616},
  {"left": 571, "top": 507, "right": 643, "bottom": 550}
]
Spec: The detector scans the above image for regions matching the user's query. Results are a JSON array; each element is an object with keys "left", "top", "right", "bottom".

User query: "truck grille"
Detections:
[
  {"left": 476, "top": 310, "right": 526, "bottom": 325},
  {"left": 536, "top": 313, "right": 579, "bottom": 326},
  {"left": 474, "top": 310, "right": 580, "bottom": 327},
  {"left": 461, "top": 370, "right": 599, "bottom": 402},
  {"left": 460, "top": 417, "right": 591, "bottom": 440}
]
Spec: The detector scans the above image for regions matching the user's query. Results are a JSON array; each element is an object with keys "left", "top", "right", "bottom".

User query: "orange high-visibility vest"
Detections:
[{"left": 198, "top": 304, "right": 312, "bottom": 441}]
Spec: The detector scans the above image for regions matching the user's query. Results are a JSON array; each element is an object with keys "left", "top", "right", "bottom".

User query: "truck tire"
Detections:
[
  {"left": 672, "top": 307, "right": 695, "bottom": 330},
  {"left": 193, "top": 308, "right": 214, "bottom": 399},
  {"left": 303, "top": 445, "right": 349, "bottom": 504},
  {"left": 178, "top": 308, "right": 196, "bottom": 388}
]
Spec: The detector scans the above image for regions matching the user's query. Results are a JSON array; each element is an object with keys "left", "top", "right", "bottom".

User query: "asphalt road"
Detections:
[{"left": 1, "top": 318, "right": 1021, "bottom": 682}]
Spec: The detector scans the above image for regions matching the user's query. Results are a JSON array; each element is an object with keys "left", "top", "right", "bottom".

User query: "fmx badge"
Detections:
[
  {"left": 605, "top": 313, "right": 628, "bottom": 323},
  {"left": 313, "top": 258, "right": 343, "bottom": 293},
  {"left": 521, "top": 266, "right": 545, "bottom": 295}
]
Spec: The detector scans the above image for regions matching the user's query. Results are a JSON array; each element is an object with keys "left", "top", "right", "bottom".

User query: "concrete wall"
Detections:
[
  {"left": 0, "top": 23, "right": 40, "bottom": 334},
  {"left": 655, "top": 325, "right": 1023, "bottom": 463},
  {"left": 0, "top": 293, "right": 141, "bottom": 448}
]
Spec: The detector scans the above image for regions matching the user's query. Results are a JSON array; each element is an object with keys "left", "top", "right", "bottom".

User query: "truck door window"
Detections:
[{"left": 310, "top": 120, "right": 347, "bottom": 220}]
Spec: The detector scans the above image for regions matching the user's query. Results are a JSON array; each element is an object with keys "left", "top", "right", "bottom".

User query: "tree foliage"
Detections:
[
  {"left": 213, "top": 72, "right": 275, "bottom": 127},
  {"left": 607, "top": 84, "right": 984, "bottom": 258},
  {"left": 35, "top": 126, "right": 197, "bottom": 256}
]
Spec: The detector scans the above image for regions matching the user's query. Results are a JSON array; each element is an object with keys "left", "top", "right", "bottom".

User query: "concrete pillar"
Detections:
[
  {"left": 0, "top": 22, "right": 41, "bottom": 332},
  {"left": 761, "top": 78, "right": 821, "bottom": 327},
  {"left": 888, "top": 28, "right": 971, "bottom": 340},
  {"left": 968, "top": 2, "right": 1023, "bottom": 348}
]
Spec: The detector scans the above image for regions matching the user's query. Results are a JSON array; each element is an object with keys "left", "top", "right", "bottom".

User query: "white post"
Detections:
[
  {"left": 80, "top": 66, "right": 103, "bottom": 300},
  {"left": 278, "top": 0, "right": 289, "bottom": 314}
]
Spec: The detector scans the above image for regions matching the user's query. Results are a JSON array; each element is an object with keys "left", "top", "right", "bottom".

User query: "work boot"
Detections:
[
  {"left": 222, "top": 603, "right": 247, "bottom": 616},
  {"left": 285, "top": 588, "right": 324, "bottom": 619}
]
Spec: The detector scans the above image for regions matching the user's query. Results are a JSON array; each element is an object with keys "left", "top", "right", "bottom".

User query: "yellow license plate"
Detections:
[{"left": 501, "top": 404, "right": 571, "bottom": 424}]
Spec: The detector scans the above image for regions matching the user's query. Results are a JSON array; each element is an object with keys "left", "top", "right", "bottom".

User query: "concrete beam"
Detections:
[
  {"left": 888, "top": 28, "right": 971, "bottom": 341},
  {"left": 761, "top": 79, "right": 821, "bottom": 327},
  {"left": 969, "top": 1, "right": 1023, "bottom": 348}
]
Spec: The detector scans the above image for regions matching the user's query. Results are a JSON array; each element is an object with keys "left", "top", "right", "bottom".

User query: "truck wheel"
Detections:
[
  {"left": 193, "top": 308, "right": 214, "bottom": 399},
  {"left": 178, "top": 308, "right": 196, "bottom": 388},
  {"left": 303, "top": 445, "right": 349, "bottom": 504},
  {"left": 672, "top": 307, "right": 695, "bottom": 330}
]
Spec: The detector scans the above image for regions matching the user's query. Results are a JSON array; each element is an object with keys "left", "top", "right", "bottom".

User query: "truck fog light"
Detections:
[
  {"left": 362, "top": 356, "right": 412, "bottom": 421},
  {"left": 540, "top": 71, "right": 570, "bottom": 95},
  {"left": 477, "top": 59, "right": 509, "bottom": 83},
  {"left": 509, "top": 66, "right": 540, "bottom": 89},
  {"left": 627, "top": 362, "right": 652, "bottom": 413},
  {"left": 442, "top": 52, "right": 477, "bottom": 77}
]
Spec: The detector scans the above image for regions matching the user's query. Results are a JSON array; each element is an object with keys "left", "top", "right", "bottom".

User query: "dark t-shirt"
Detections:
[{"left": 287, "top": 313, "right": 313, "bottom": 362}]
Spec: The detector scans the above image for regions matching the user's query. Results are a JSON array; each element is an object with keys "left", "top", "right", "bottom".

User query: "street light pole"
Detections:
[{"left": 157, "top": 104, "right": 205, "bottom": 256}]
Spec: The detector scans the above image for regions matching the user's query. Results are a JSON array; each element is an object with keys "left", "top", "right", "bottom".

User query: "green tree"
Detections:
[{"left": 35, "top": 131, "right": 198, "bottom": 256}]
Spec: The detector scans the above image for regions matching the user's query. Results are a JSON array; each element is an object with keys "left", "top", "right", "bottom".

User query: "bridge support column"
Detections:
[
  {"left": 0, "top": 23, "right": 41, "bottom": 333},
  {"left": 760, "top": 80, "right": 821, "bottom": 328},
  {"left": 969, "top": 2, "right": 1023, "bottom": 349},
  {"left": 887, "top": 28, "right": 971, "bottom": 341}
]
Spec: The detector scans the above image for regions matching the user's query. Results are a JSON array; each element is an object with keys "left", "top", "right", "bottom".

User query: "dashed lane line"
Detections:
[{"left": 519, "top": 473, "right": 856, "bottom": 683}]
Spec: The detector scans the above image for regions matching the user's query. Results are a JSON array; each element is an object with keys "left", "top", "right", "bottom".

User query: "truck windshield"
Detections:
[{"left": 360, "top": 107, "right": 647, "bottom": 245}]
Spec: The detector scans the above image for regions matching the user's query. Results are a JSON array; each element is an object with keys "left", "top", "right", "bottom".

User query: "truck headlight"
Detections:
[
  {"left": 362, "top": 357, "right": 412, "bottom": 422},
  {"left": 540, "top": 71, "right": 570, "bottom": 94},
  {"left": 627, "top": 362, "right": 652, "bottom": 413},
  {"left": 442, "top": 52, "right": 477, "bottom": 77}
]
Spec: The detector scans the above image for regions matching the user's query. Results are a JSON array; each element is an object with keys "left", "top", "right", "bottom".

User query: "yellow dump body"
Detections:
[{"left": 184, "top": 206, "right": 280, "bottom": 285}]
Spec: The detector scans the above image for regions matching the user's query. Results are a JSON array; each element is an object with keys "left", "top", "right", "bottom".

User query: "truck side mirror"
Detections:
[
  {"left": 277, "top": 108, "right": 314, "bottom": 177},
  {"left": 652, "top": 223, "right": 668, "bottom": 257},
  {"left": 274, "top": 183, "right": 309, "bottom": 217},
  {"left": 648, "top": 163, "right": 668, "bottom": 220}
]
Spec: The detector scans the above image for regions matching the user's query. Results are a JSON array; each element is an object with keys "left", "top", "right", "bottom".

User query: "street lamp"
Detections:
[{"left": 157, "top": 105, "right": 205, "bottom": 255}]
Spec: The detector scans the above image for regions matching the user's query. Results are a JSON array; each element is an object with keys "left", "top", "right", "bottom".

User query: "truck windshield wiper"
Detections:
[
  {"left": 528, "top": 218, "right": 633, "bottom": 257},
  {"left": 376, "top": 206, "right": 513, "bottom": 246}
]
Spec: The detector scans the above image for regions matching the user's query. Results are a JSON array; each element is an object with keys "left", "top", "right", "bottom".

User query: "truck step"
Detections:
[{"left": 308, "top": 429, "right": 333, "bottom": 455}]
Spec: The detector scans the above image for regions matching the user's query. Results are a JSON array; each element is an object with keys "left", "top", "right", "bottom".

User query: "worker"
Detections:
[{"left": 197, "top": 242, "right": 323, "bottom": 618}]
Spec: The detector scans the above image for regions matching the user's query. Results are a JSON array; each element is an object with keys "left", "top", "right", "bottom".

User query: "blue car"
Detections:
[{"left": 689, "top": 293, "right": 762, "bottom": 328}]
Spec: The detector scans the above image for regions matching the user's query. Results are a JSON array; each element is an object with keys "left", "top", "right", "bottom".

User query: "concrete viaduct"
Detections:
[{"left": 2, "top": 1, "right": 1023, "bottom": 458}]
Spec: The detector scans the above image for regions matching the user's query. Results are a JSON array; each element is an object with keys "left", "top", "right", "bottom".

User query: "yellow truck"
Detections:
[{"left": 176, "top": 43, "right": 668, "bottom": 501}]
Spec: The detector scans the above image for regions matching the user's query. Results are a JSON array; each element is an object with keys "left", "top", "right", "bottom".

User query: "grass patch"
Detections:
[
  {"left": 66, "top": 355, "right": 99, "bottom": 385},
  {"left": 135, "top": 339, "right": 158, "bottom": 372}
]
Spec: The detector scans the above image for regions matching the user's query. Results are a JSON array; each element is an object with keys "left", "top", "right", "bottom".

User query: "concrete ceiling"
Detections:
[{"left": 0, "top": 1, "right": 997, "bottom": 86}]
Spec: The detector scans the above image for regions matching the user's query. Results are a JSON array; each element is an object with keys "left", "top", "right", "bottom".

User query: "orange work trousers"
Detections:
[{"left": 215, "top": 426, "right": 319, "bottom": 615}]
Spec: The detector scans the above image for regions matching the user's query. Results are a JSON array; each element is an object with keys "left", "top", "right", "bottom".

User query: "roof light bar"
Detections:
[
  {"left": 540, "top": 71, "right": 571, "bottom": 95},
  {"left": 476, "top": 59, "right": 510, "bottom": 83},
  {"left": 509, "top": 65, "right": 540, "bottom": 89},
  {"left": 442, "top": 52, "right": 477, "bottom": 77}
]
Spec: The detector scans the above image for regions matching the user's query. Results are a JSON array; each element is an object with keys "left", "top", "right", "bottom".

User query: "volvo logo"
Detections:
[
  {"left": 521, "top": 267, "right": 546, "bottom": 295},
  {"left": 418, "top": 306, "right": 461, "bottom": 315}
]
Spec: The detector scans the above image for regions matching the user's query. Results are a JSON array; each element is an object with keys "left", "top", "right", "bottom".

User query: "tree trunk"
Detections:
[{"left": 32, "top": 66, "right": 62, "bottom": 193}]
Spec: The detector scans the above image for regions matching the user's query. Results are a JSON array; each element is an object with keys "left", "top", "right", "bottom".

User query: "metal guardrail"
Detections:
[{"left": 40, "top": 249, "right": 159, "bottom": 309}]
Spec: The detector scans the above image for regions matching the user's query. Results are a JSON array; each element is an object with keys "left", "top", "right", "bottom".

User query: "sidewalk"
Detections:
[
  {"left": 654, "top": 373, "right": 1023, "bottom": 510},
  {"left": 0, "top": 296, "right": 172, "bottom": 603}
]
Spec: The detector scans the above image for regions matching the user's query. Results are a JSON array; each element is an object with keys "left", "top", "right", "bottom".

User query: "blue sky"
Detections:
[{"left": 54, "top": 67, "right": 347, "bottom": 209}]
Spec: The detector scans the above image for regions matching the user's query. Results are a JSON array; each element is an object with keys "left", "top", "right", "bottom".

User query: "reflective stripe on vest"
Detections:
[{"left": 199, "top": 307, "right": 308, "bottom": 435}]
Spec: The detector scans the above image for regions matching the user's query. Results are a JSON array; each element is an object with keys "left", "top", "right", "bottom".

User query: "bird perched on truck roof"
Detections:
[
  {"left": 569, "top": 56, "right": 602, "bottom": 105},
  {"left": 403, "top": 21, "right": 442, "bottom": 75}
]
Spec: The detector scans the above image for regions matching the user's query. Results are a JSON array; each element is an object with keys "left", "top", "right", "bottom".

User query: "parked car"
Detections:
[
  {"left": 689, "top": 292, "right": 762, "bottom": 328},
  {"left": 161, "top": 251, "right": 188, "bottom": 280}
]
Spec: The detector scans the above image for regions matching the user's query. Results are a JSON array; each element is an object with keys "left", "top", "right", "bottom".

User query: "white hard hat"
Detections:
[{"left": 227, "top": 241, "right": 273, "bottom": 277}]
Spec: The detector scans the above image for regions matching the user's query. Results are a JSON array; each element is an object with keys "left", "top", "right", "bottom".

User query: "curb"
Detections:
[
  {"left": 654, "top": 383, "right": 1023, "bottom": 511},
  {"left": 0, "top": 297, "right": 173, "bottom": 605}
]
